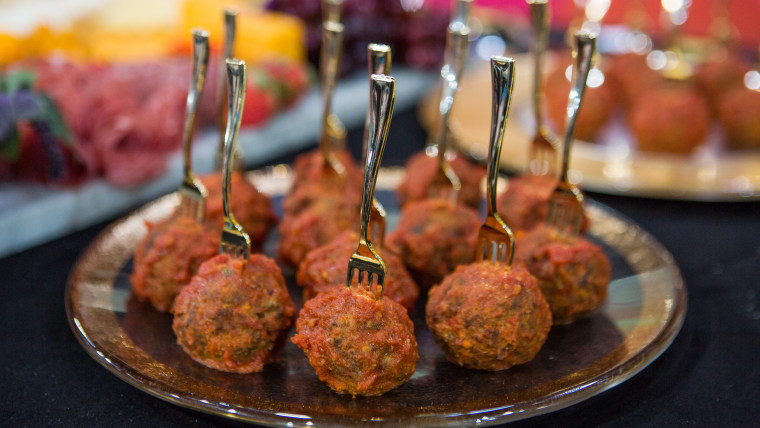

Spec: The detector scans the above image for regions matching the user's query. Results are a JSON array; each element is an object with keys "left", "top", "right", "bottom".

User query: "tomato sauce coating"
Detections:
[
  {"left": 199, "top": 171, "right": 277, "bottom": 251},
  {"left": 426, "top": 262, "right": 552, "bottom": 371},
  {"left": 131, "top": 216, "right": 219, "bottom": 312},
  {"left": 387, "top": 198, "right": 480, "bottom": 289},
  {"left": 292, "top": 287, "right": 418, "bottom": 396},
  {"left": 396, "top": 150, "right": 486, "bottom": 209},
  {"left": 297, "top": 231, "right": 419, "bottom": 311},
  {"left": 497, "top": 174, "right": 589, "bottom": 234},
  {"left": 514, "top": 225, "right": 611, "bottom": 324},
  {"left": 172, "top": 254, "right": 295, "bottom": 373}
]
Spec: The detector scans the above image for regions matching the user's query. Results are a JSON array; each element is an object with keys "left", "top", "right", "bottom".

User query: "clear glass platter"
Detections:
[
  {"left": 66, "top": 166, "right": 687, "bottom": 427},
  {"left": 419, "top": 54, "right": 760, "bottom": 201}
]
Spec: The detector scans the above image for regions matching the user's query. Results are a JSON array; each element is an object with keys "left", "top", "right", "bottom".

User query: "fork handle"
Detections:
[
  {"left": 363, "top": 44, "right": 391, "bottom": 166},
  {"left": 322, "top": 0, "right": 343, "bottom": 23},
  {"left": 560, "top": 32, "right": 596, "bottom": 183},
  {"left": 215, "top": 9, "right": 238, "bottom": 161},
  {"left": 528, "top": 0, "right": 549, "bottom": 131},
  {"left": 486, "top": 57, "right": 516, "bottom": 217},
  {"left": 320, "top": 21, "right": 344, "bottom": 157},
  {"left": 182, "top": 29, "right": 210, "bottom": 182},
  {"left": 222, "top": 59, "right": 247, "bottom": 224},
  {"left": 436, "top": 24, "right": 470, "bottom": 158},
  {"left": 452, "top": 0, "right": 473, "bottom": 27},
  {"left": 359, "top": 75, "right": 395, "bottom": 245}
]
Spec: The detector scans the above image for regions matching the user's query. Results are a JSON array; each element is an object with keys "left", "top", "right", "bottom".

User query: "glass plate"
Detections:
[
  {"left": 419, "top": 54, "right": 760, "bottom": 201},
  {"left": 66, "top": 166, "right": 687, "bottom": 427}
]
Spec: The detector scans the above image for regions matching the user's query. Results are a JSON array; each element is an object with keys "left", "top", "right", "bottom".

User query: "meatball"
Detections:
[
  {"left": 396, "top": 149, "right": 486, "bottom": 209},
  {"left": 426, "top": 262, "right": 552, "bottom": 371},
  {"left": 286, "top": 148, "right": 362, "bottom": 213},
  {"left": 545, "top": 59, "right": 617, "bottom": 142},
  {"left": 131, "top": 216, "right": 219, "bottom": 312},
  {"left": 199, "top": 171, "right": 277, "bottom": 251},
  {"left": 497, "top": 173, "right": 588, "bottom": 233},
  {"left": 628, "top": 85, "right": 710, "bottom": 154},
  {"left": 278, "top": 187, "right": 360, "bottom": 267},
  {"left": 694, "top": 53, "right": 751, "bottom": 109},
  {"left": 717, "top": 86, "right": 760, "bottom": 150},
  {"left": 514, "top": 225, "right": 611, "bottom": 324},
  {"left": 291, "top": 286, "right": 418, "bottom": 396},
  {"left": 386, "top": 198, "right": 480, "bottom": 289},
  {"left": 172, "top": 253, "right": 295, "bottom": 373},
  {"left": 606, "top": 53, "right": 664, "bottom": 109},
  {"left": 297, "top": 231, "right": 419, "bottom": 311}
]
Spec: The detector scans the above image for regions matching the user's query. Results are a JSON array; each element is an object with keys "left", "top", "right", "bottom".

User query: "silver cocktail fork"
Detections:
[
  {"left": 178, "top": 29, "right": 210, "bottom": 221},
  {"left": 546, "top": 32, "right": 596, "bottom": 237},
  {"left": 364, "top": 43, "right": 391, "bottom": 245},
  {"left": 526, "top": 0, "right": 561, "bottom": 176},
  {"left": 219, "top": 59, "right": 251, "bottom": 260},
  {"left": 347, "top": 74, "right": 395, "bottom": 297},
  {"left": 476, "top": 57, "right": 517, "bottom": 264}
]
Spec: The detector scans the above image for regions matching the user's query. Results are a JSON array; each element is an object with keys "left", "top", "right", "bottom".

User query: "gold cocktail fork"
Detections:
[
  {"left": 319, "top": 20, "right": 347, "bottom": 177},
  {"left": 546, "top": 32, "right": 596, "bottom": 237},
  {"left": 178, "top": 29, "right": 210, "bottom": 222},
  {"left": 476, "top": 57, "right": 517, "bottom": 264},
  {"left": 219, "top": 59, "right": 251, "bottom": 260},
  {"left": 347, "top": 74, "right": 395, "bottom": 297},
  {"left": 364, "top": 43, "right": 391, "bottom": 245},
  {"left": 526, "top": 0, "right": 561, "bottom": 176}
]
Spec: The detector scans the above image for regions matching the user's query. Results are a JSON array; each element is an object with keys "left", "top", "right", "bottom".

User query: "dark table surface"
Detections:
[{"left": 2, "top": 106, "right": 759, "bottom": 427}]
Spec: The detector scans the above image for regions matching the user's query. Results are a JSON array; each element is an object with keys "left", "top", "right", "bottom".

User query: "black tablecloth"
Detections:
[{"left": 2, "top": 106, "right": 759, "bottom": 427}]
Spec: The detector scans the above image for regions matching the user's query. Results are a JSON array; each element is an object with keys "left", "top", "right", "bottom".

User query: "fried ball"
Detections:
[
  {"left": 285, "top": 148, "right": 362, "bottom": 215},
  {"left": 386, "top": 198, "right": 480, "bottom": 289},
  {"left": 628, "top": 85, "right": 710, "bottom": 154},
  {"left": 717, "top": 86, "right": 760, "bottom": 150},
  {"left": 514, "top": 225, "right": 611, "bottom": 324},
  {"left": 278, "top": 187, "right": 360, "bottom": 267},
  {"left": 396, "top": 149, "right": 486, "bottom": 209},
  {"left": 172, "top": 253, "right": 295, "bottom": 373},
  {"left": 426, "top": 262, "right": 552, "bottom": 371},
  {"left": 291, "top": 286, "right": 418, "bottom": 396},
  {"left": 131, "top": 216, "right": 219, "bottom": 312},
  {"left": 606, "top": 53, "right": 664, "bottom": 109},
  {"left": 694, "top": 53, "right": 751, "bottom": 109},
  {"left": 199, "top": 171, "right": 277, "bottom": 252},
  {"left": 497, "top": 173, "right": 588, "bottom": 233},
  {"left": 545, "top": 59, "right": 617, "bottom": 142},
  {"left": 297, "top": 231, "right": 419, "bottom": 311}
]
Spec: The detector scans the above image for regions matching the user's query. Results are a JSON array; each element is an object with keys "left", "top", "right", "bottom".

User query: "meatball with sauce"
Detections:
[
  {"left": 289, "top": 148, "right": 362, "bottom": 196},
  {"left": 717, "top": 86, "right": 760, "bottom": 150},
  {"left": 426, "top": 262, "right": 552, "bottom": 371},
  {"left": 172, "top": 253, "right": 295, "bottom": 373},
  {"left": 694, "top": 53, "right": 751, "bottom": 109},
  {"left": 545, "top": 59, "right": 617, "bottom": 142},
  {"left": 514, "top": 225, "right": 611, "bottom": 324},
  {"left": 386, "top": 198, "right": 480, "bottom": 289},
  {"left": 278, "top": 187, "right": 361, "bottom": 267},
  {"left": 628, "top": 85, "right": 710, "bottom": 154},
  {"left": 291, "top": 286, "right": 419, "bottom": 396},
  {"left": 297, "top": 231, "right": 419, "bottom": 311},
  {"left": 199, "top": 171, "right": 277, "bottom": 251},
  {"left": 496, "top": 173, "right": 588, "bottom": 233},
  {"left": 605, "top": 53, "right": 664, "bottom": 109},
  {"left": 131, "top": 216, "right": 219, "bottom": 312},
  {"left": 396, "top": 149, "right": 486, "bottom": 209}
]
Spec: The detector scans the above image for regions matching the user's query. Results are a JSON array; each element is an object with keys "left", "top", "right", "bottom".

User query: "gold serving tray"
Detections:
[
  {"left": 420, "top": 54, "right": 760, "bottom": 201},
  {"left": 66, "top": 166, "right": 686, "bottom": 426}
]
